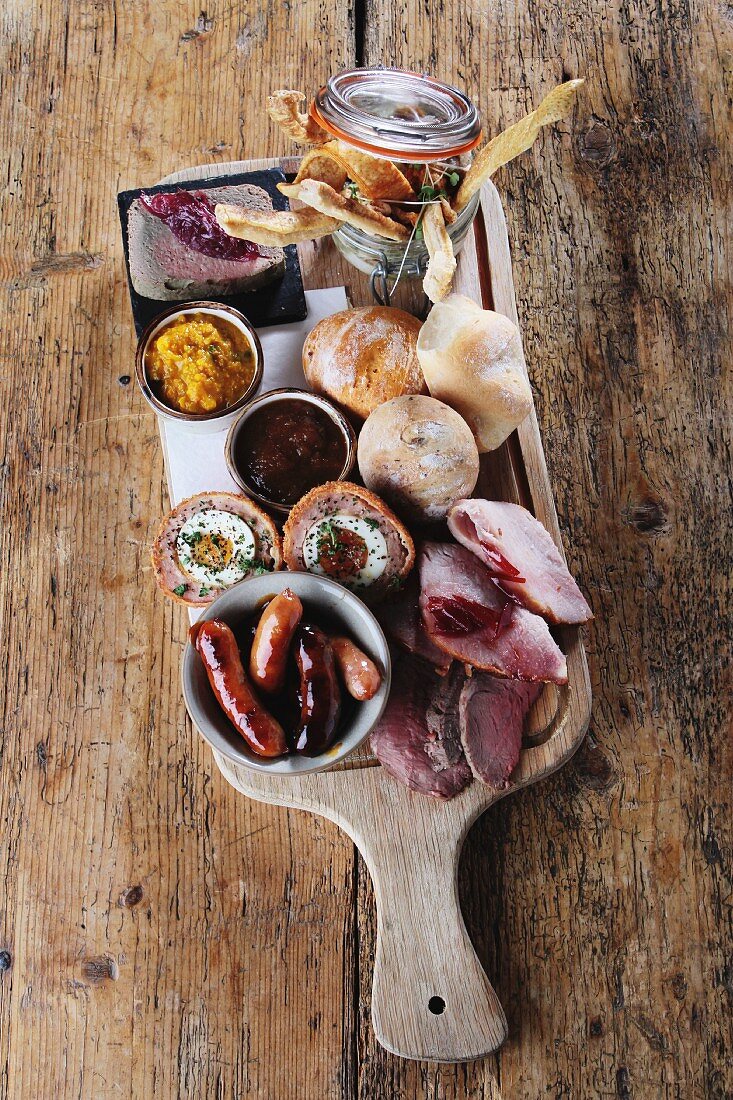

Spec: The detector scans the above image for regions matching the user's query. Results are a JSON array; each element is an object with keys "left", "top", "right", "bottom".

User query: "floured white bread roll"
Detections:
[
  {"left": 416, "top": 294, "right": 533, "bottom": 452},
  {"left": 358, "top": 395, "right": 479, "bottom": 524}
]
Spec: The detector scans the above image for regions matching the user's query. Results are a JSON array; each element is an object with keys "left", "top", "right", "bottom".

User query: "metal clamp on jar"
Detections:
[{"left": 310, "top": 68, "right": 482, "bottom": 306}]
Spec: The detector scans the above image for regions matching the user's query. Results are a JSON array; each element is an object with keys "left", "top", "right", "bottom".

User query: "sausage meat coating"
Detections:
[{"left": 192, "top": 619, "right": 288, "bottom": 758}]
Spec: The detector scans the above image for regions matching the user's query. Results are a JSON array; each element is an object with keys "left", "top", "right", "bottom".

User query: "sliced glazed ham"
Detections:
[
  {"left": 419, "top": 543, "right": 568, "bottom": 684},
  {"left": 459, "top": 673, "right": 542, "bottom": 788},
  {"left": 448, "top": 499, "right": 592, "bottom": 624},
  {"left": 370, "top": 655, "right": 472, "bottom": 799},
  {"left": 374, "top": 572, "right": 452, "bottom": 674}
]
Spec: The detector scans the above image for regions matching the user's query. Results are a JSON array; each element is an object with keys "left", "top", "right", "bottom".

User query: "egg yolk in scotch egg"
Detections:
[
  {"left": 176, "top": 509, "right": 257, "bottom": 589},
  {"left": 302, "top": 515, "right": 388, "bottom": 593}
]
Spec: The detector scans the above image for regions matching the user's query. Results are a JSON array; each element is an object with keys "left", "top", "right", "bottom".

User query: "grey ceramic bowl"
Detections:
[{"left": 182, "top": 572, "right": 391, "bottom": 775}]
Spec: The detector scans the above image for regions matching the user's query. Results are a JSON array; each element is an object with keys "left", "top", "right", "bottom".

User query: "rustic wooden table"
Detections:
[{"left": 1, "top": 3, "right": 730, "bottom": 1098}]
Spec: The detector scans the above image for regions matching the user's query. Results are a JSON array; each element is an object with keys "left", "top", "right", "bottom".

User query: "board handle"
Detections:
[{"left": 363, "top": 823, "right": 508, "bottom": 1062}]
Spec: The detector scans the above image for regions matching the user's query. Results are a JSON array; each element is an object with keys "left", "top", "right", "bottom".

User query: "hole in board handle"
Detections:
[{"left": 428, "top": 996, "right": 446, "bottom": 1015}]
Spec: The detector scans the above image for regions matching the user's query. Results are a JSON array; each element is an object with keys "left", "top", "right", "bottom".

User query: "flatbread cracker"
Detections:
[
  {"left": 334, "top": 141, "right": 414, "bottom": 201},
  {"left": 422, "top": 202, "right": 456, "bottom": 303},
  {"left": 215, "top": 203, "right": 338, "bottom": 246},
  {"left": 267, "top": 90, "right": 328, "bottom": 145},
  {"left": 295, "top": 179, "right": 410, "bottom": 241},
  {"left": 292, "top": 143, "right": 349, "bottom": 190},
  {"left": 455, "top": 79, "right": 584, "bottom": 210},
  {"left": 439, "top": 196, "right": 457, "bottom": 225},
  {"left": 276, "top": 182, "right": 305, "bottom": 201}
]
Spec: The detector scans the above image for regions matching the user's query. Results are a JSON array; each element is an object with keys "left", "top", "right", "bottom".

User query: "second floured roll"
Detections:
[{"left": 416, "top": 293, "right": 533, "bottom": 452}]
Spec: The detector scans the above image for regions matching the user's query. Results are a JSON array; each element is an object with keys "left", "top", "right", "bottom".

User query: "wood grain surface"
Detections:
[{"left": 0, "top": 2, "right": 730, "bottom": 1099}]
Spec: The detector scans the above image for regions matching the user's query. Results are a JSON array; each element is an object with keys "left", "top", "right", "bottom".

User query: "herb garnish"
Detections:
[
  {"left": 317, "top": 519, "right": 343, "bottom": 553},
  {"left": 417, "top": 184, "right": 449, "bottom": 203}
]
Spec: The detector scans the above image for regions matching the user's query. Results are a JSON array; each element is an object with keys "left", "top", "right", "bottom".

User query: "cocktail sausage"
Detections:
[
  {"left": 191, "top": 619, "right": 288, "bottom": 758},
  {"left": 293, "top": 624, "right": 341, "bottom": 754},
  {"left": 330, "top": 636, "right": 382, "bottom": 701},
  {"left": 249, "top": 588, "right": 303, "bottom": 694}
]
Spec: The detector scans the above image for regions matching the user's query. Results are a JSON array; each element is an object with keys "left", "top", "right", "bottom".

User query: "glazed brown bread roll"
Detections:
[
  {"left": 358, "top": 395, "right": 480, "bottom": 524},
  {"left": 302, "top": 306, "right": 425, "bottom": 421}
]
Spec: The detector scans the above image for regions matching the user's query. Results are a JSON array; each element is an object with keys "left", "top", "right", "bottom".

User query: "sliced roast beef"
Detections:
[
  {"left": 128, "top": 184, "right": 285, "bottom": 301},
  {"left": 374, "top": 572, "right": 452, "bottom": 674},
  {"left": 370, "top": 654, "right": 472, "bottom": 799},
  {"left": 448, "top": 499, "right": 592, "bottom": 624},
  {"left": 419, "top": 543, "right": 568, "bottom": 684},
  {"left": 459, "top": 672, "right": 542, "bottom": 788}
]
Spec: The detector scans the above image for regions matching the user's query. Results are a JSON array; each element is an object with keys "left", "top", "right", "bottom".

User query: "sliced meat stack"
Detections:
[
  {"left": 371, "top": 498, "right": 592, "bottom": 798},
  {"left": 370, "top": 654, "right": 471, "bottom": 799},
  {"left": 419, "top": 542, "right": 568, "bottom": 684},
  {"left": 448, "top": 499, "right": 593, "bottom": 624},
  {"left": 370, "top": 655, "right": 543, "bottom": 798}
]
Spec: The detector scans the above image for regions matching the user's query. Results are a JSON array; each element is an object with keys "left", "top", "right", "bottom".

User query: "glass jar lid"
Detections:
[{"left": 310, "top": 68, "right": 482, "bottom": 162}]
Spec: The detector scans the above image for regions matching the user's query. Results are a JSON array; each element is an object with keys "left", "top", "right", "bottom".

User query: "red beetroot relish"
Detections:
[
  {"left": 426, "top": 594, "right": 512, "bottom": 638},
  {"left": 140, "top": 190, "right": 262, "bottom": 261},
  {"left": 478, "top": 540, "right": 525, "bottom": 584}
]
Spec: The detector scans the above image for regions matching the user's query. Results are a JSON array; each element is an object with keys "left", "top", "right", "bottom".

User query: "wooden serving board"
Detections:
[{"left": 165, "top": 159, "right": 592, "bottom": 1063}]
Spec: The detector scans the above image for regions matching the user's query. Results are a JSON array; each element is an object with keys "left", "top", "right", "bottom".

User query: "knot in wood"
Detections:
[
  {"left": 577, "top": 119, "right": 616, "bottom": 169},
  {"left": 0, "top": 951, "right": 11, "bottom": 972},
  {"left": 625, "top": 497, "right": 670, "bottom": 534},
  {"left": 572, "top": 736, "right": 617, "bottom": 792},
  {"left": 118, "top": 884, "right": 144, "bottom": 908},
  {"left": 82, "top": 954, "right": 119, "bottom": 983}
]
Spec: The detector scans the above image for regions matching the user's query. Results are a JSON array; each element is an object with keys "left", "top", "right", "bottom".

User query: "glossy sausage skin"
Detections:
[
  {"left": 330, "top": 636, "right": 382, "bottom": 701},
  {"left": 249, "top": 588, "right": 303, "bottom": 695},
  {"left": 293, "top": 623, "right": 341, "bottom": 754},
  {"left": 191, "top": 619, "right": 288, "bottom": 758}
]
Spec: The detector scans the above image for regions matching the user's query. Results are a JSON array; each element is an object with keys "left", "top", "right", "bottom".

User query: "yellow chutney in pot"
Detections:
[{"left": 145, "top": 313, "right": 256, "bottom": 415}]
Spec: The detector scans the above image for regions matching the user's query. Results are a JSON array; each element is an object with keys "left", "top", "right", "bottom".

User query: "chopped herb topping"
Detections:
[
  {"left": 173, "top": 584, "right": 186, "bottom": 597},
  {"left": 317, "top": 518, "right": 343, "bottom": 553}
]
